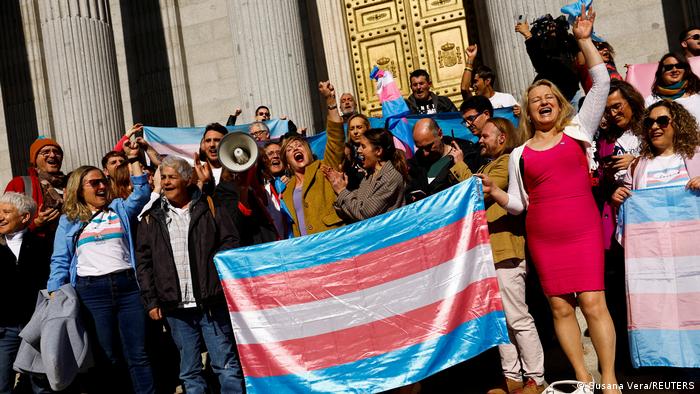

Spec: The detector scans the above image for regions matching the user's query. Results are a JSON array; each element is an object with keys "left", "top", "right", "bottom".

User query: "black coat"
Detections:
[
  {"left": 214, "top": 180, "right": 279, "bottom": 247},
  {"left": 135, "top": 191, "right": 239, "bottom": 312},
  {"left": 0, "top": 231, "right": 52, "bottom": 326},
  {"left": 406, "top": 136, "right": 483, "bottom": 202}
]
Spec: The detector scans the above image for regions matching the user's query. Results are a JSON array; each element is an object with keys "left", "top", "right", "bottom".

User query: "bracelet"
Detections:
[
  {"left": 464, "top": 66, "right": 473, "bottom": 72},
  {"left": 128, "top": 157, "right": 140, "bottom": 164},
  {"left": 328, "top": 104, "right": 338, "bottom": 110}
]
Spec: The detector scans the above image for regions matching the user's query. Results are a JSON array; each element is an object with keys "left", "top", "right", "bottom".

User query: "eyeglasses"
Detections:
[
  {"left": 643, "top": 115, "right": 672, "bottom": 130},
  {"left": 685, "top": 34, "right": 700, "bottom": 41},
  {"left": 605, "top": 101, "right": 626, "bottom": 116},
  {"left": 461, "top": 111, "right": 483, "bottom": 125},
  {"left": 38, "top": 148, "right": 62, "bottom": 157},
  {"left": 250, "top": 129, "right": 268, "bottom": 137},
  {"left": 83, "top": 178, "right": 108, "bottom": 188},
  {"left": 662, "top": 63, "right": 686, "bottom": 72}
]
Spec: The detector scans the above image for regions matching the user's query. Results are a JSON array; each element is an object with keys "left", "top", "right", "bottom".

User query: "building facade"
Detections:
[{"left": 0, "top": 0, "right": 696, "bottom": 186}]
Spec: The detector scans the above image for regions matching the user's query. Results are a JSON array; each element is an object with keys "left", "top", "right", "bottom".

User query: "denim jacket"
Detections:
[{"left": 47, "top": 174, "right": 151, "bottom": 292}]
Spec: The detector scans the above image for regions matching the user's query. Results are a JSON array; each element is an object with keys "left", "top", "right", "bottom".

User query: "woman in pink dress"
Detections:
[{"left": 480, "top": 6, "right": 619, "bottom": 393}]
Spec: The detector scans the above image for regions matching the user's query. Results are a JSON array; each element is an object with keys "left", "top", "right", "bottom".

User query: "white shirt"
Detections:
[
  {"left": 5, "top": 229, "right": 27, "bottom": 260},
  {"left": 613, "top": 130, "right": 642, "bottom": 183},
  {"left": 212, "top": 167, "right": 222, "bottom": 185},
  {"left": 76, "top": 211, "right": 131, "bottom": 277},
  {"left": 489, "top": 91, "right": 518, "bottom": 109},
  {"left": 645, "top": 93, "right": 700, "bottom": 124},
  {"left": 641, "top": 154, "right": 690, "bottom": 189}
]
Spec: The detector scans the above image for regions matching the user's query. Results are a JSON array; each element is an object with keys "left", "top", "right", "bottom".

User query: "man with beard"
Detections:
[
  {"left": 680, "top": 26, "right": 700, "bottom": 58},
  {"left": 405, "top": 69, "right": 458, "bottom": 115},
  {"left": 199, "top": 122, "right": 228, "bottom": 185},
  {"left": 5, "top": 137, "right": 65, "bottom": 236},
  {"left": 405, "top": 118, "right": 481, "bottom": 202},
  {"left": 339, "top": 92, "right": 358, "bottom": 123}
]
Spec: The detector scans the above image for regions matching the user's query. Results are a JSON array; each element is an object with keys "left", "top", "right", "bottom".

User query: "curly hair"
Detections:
[
  {"left": 639, "top": 100, "right": 700, "bottom": 159},
  {"left": 651, "top": 53, "right": 700, "bottom": 96},
  {"left": 519, "top": 79, "right": 576, "bottom": 138},
  {"left": 64, "top": 166, "right": 112, "bottom": 222}
]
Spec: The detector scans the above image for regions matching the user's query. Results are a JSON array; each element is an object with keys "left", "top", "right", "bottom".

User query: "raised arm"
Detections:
[
  {"left": 320, "top": 81, "right": 345, "bottom": 170},
  {"left": 460, "top": 44, "right": 478, "bottom": 100},
  {"left": 573, "top": 5, "right": 610, "bottom": 138}
]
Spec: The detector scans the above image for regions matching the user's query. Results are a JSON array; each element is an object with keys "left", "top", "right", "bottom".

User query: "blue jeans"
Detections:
[
  {"left": 75, "top": 270, "right": 154, "bottom": 394},
  {"left": 0, "top": 325, "right": 21, "bottom": 394},
  {"left": 0, "top": 325, "right": 53, "bottom": 394},
  {"left": 166, "top": 305, "right": 244, "bottom": 394}
]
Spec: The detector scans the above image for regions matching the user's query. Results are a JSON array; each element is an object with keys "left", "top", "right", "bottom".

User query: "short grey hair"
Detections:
[
  {"left": 159, "top": 155, "right": 193, "bottom": 181},
  {"left": 248, "top": 121, "right": 270, "bottom": 133},
  {"left": 0, "top": 192, "right": 38, "bottom": 216}
]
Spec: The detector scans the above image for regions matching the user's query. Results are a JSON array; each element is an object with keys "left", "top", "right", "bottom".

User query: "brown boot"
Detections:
[
  {"left": 487, "top": 378, "right": 523, "bottom": 394},
  {"left": 512, "top": 378, "right": 544, "bottom": 394}
]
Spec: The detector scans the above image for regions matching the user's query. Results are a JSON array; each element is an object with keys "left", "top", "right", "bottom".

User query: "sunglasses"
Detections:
[
  {"left": 415, "top": 140, "right": 436, "bottom": 152},
  {"left": 84, "top": 178, "right": 108, "bottom": 188},
  {"left": 685, "top": 33, "right": 700, "bottom": 41},
  {"left": 643, "top": 115, "right": 671, "bottom": 130},
  {"left": 662, "top": 63, "right": 686, "bottom": 72}
]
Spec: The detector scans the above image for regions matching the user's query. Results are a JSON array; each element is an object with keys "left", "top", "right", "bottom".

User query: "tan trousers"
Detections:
[{"left": 495, "top": 259, "right": 545, "bottom": 385}]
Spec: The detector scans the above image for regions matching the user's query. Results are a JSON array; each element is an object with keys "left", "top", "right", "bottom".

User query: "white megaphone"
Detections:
[{"left": 217, "top": 132, "right": 259, "bottom": 172}]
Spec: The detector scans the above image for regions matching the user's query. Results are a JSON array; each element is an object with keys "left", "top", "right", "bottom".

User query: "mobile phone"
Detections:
[{"left": 130, "top": 128, "right": 144, "bottom": 143}]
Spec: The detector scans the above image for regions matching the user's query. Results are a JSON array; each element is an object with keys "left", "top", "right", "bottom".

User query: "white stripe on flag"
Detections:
[
  {"left": 230, "top": 243, "right": 496, "bottom": 345},
  {"left": 626, "top": 255, "right": 700, "bottom": 294}
]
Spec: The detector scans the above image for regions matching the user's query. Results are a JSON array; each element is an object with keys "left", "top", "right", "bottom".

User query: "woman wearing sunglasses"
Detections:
[
  {"left": 478, "top": 7, "right": 622, "bottom": 393},
  {"left": 46, "top": 141, "right": 155, "bottom": 393},
  {"left": 644, "top": 53, "right": 700, "bottom": 123},
  {"left": 612, "top": 100, "right": 700, "bottom": 205}
]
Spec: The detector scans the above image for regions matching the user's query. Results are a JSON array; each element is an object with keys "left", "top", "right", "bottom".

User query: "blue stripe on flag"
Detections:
[
  {"left": 215, "top": 177, "right": 484, "bottom": 280},
  {"left": 623, "top": 186, "right": 700, "bottom": 225},
  {"left": 629, "top": 329, "right": 700, "bottom": 368},
  {"left": 244, "top": 310, "right": 508, "bottom": 394}
]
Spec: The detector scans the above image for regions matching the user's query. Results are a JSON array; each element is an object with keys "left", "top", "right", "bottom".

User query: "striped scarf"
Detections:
[{"left": 656, "top": 80, "right": 687, "bottom": 100}]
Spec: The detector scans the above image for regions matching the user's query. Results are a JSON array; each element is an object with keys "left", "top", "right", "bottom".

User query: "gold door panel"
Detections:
[{"left": 344, "top": 0, "right": 470, "bottom": 116}]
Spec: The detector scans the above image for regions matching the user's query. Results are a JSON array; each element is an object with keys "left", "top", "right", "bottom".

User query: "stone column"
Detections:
[
  {"left": 160, "top": 0, "right": 193, "bottom": 126},
  {"left": 476, "top": 0, "right": 570, "bottom": 100},
  {"left": 0, "top": 85, "right": 12, "bottom": 187},
  {"left": 227, "top": 0, "right": 314, "bottom": 130},
  {"left": 315, "top": 0, "right": 356, "bottom": 100},
  {"left": 38, "top": 0, "right": 124, "bottom": 170}
]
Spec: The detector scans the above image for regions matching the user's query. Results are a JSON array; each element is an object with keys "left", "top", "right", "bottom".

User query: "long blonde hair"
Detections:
[
  {"left": 520, "top": 79, "right": 576, "bottom": 138},
  {"left": 64, "top": 166, "right": 112, "bottom": 222}
]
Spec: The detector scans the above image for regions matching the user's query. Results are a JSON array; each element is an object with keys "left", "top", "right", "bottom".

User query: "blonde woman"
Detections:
[{"left": 47, "top": 142, "right": 154, "bottom": 393}]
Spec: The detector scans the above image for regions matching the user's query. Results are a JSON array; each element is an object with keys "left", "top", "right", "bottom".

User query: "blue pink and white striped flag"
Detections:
[
  {"left": 622, "top": 186, "right": 700, "bottom": 368},
  {"left": 214, "top": 178, "right": 509, "bottom": 393}
]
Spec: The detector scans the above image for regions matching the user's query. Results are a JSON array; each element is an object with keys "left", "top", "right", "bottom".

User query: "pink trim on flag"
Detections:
[
  {"left": 222, "top": 213, "right": 489, "bottom": 312},
  {"left": 628, "top": 292, "right": 700, "bottom": 331},
  {"left": 625, "top": 220, "right": 700, "bottom": 259},
  {"left": 236, "top": 277, "right": 502, "bottom": 378}
]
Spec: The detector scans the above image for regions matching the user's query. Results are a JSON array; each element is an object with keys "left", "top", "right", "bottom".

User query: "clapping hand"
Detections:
[{"left": 321, "top": 165, "right": 348, "bottom": 194}]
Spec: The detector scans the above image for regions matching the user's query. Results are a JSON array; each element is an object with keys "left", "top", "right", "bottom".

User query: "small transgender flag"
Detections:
[
  {"left": 622, "top": 186, "right": 700, "bottom": 368},
  {"left": 214, "top": 178, "right": 509, "bottom": 393}
]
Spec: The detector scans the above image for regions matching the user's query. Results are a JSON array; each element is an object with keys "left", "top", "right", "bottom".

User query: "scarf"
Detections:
[
  {"left": 37, "top": 170, "right": 66, "bottom": 209},
  {"left": 656, "top": 80, "right": 687, "bottom": 100}
]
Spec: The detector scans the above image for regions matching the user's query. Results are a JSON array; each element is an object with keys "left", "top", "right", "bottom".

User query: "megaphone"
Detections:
[{"left": 217, "top": 132, "right": 259, "bottom": 172}]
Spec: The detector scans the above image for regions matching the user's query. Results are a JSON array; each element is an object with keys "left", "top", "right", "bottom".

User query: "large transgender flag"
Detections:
[
  {"left": 622, "top": 186, "right": 700, "bottom": 368},
  {"left": 214, "top": 178, "right": 509, "bottom": 393}
]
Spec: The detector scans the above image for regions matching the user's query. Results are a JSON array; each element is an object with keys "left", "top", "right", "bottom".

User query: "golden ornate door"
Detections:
[{"left": 343, "top": 0, "right": 470, "bottom": 116}]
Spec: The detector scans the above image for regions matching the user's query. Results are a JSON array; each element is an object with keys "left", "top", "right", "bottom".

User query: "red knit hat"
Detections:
[{"left": 29, "top": 137, "right": 63, "bottom": 166}]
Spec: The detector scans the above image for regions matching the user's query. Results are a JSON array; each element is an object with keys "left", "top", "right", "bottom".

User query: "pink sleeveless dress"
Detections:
[{"left": 522, "top": 133, "right": 605, "bottom": 296}]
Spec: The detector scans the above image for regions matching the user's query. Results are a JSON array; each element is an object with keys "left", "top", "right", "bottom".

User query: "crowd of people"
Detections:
[{"left": 2, "top": 5, "right": 699, "bottom": 394}]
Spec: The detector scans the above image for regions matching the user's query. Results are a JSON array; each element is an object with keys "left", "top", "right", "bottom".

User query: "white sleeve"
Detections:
[
  {"left": 577, "top": 63, "right": 610, "bottom": 141},
  {"left": 503, "top": 151, "right": 525, "bottom": 215}
]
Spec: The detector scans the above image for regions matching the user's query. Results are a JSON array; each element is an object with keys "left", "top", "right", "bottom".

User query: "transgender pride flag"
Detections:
[
  {"left": 214, "top": 178, "right": 509, "bottom": 393},
  {"left": 622, "top": 186, "right": 700, "bottom": 368}
]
